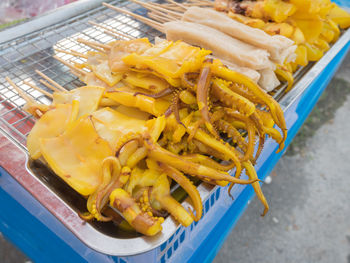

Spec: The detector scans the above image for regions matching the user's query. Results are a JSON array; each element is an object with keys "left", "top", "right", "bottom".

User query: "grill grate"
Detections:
[{"left": 0, "top": 0, "right": 165, "bottom": 148}]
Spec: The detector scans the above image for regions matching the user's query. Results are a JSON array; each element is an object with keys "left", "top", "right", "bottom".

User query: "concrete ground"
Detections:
[{"left": 0, "top": 54, "right": 349, "bottom": 263}]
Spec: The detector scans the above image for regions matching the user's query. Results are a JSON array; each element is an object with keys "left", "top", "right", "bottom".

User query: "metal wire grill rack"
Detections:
[{"left": 0, "top": 0, "right": 166, "bottom": 149}]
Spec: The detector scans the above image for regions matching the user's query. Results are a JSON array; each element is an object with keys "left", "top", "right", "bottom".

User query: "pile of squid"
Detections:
[{"left": 24, "top": 38, "right": 287, "bottom": 236}]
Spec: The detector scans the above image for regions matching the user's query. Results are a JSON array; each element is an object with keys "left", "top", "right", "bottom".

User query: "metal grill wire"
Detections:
[{"left": 0, "top": 0, "right": 163, "bottom": 147}]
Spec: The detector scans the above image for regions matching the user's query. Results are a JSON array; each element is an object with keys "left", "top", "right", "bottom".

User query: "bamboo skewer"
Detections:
[
  {"left": 35, "top": 69, "right": 67, "bottom": 92},
  {"left": 148, "top": 12, "right": 173, "bottom": 23},
  {"left": 129, "top": 0, "right": 182, "bottom": 19},
  {"left": 39, "top": 80, "right": 62, "bottom": 93},
  {"left": 6, "top": 77, "right": 34, "bottom": 103},
  {"left": 23, "top": 81, "right": 53, "bottom": 98},
  {"left": 187, "top": 0, "right": 213, "bottom": 5},
  {"left": 76, "top": 38, "right": 110, "bottom": 53},
  {"left": 88, "top": 21, "right": 134, "bottom": 40},
  {"left": 55, "top": 48, "right": 88, "bottom": 59},
  {"left": 183, "top": 2, "right": 211, "bottom": 6},
  {"left": 5, "top": 77, "right": 42, "bottom": 117},
  {"left": 144, "top": 6, "right": 180, "bottom": 21},
  {"left": 165, "top": 0, "right": 187, "bottom": 11},
  {"left": 77, "top": 38, "right": 111, "bottom": 50},
  {"left": 69, "top": 70, "right": 83, "bottom": 78},
  {"left": 52, "top": 56, "right": 88, "bottom": 77},
  {"left": 103, "top": 3, "right": 164, "bottom": 32},
  {"left": 152, "top": 3, "right": 184, "bottom": 12}
]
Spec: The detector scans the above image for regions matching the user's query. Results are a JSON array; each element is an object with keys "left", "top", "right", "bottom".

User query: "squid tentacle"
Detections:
[
  {"left": 126, "top": 146, "right": 148, "bottom": 168},
  {"left": 211, "top": 78, "right": 255, "bottom": 116},
  {"left": 86, "top": 156, "right": 124, "bottom": 222},
  {"left": 144, "top": 137, "right": 256, "bottom": 185},
  {"left": 192, "top": 139, "right": 229, "bottom": 161},
  {"left": 118, "top": 140, "right": 139, "bottom": 166},
  {"left": 109, "top": 188, "right": 164, "bottom": 236},
  {"left": 172, "top": 89, "right": 185, "bottom": 127},
  {"left": 215, "top": 119, "right": 248, "bottom": 152},
  {"left": 250, "top": 111, "right": 284, "bottom": 151},
  {"left": 181, "top": 153, "right": 235, "bottom": 171},
  {"left": 210, "top": 64, "right": 286, "bottom": 147},
  {"left": 253, "top": 133, "right": 265, "bottom": 164},
  {"left": 115, "top": 132, "right": 142, "bottom": 155},
  {"left": 197, "top": 62, "right": 220, "bottom": 138},
  {"left": 244, "top": 161, "right": 269, "bottom": 216},
  {"left": 187, "top": 125, "right": 242, "bottom": 178},
  {"left": 159, "top": 163, "right": 203, "bottom": 222}
]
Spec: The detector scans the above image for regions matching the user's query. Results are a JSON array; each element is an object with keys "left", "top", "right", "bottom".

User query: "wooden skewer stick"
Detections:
[
  {"left": 23, "top": 81, "right": 53, "bottom": 98},
  {"left": 39, "top": 80, "right": 62, "bottom": 93},
  {"left": 88, "top": 21, "right": 134, "bottom": 40},
  {"left": 76, "top": 38, "right": 110, "bottom": 53},
  {"left": 198, "top": 0, "right": 214, "bottom": 5},
  {"left": 103, "top": 29, "right": 126, "bottom": 39},
  {"left": 53, "top": 56, "right": 88, "bottom": 78},
  {"left": 144, "top": 5, "right": 180, "bottom": 21},
  {"left": 103, "top": 3, "right": 164, "bottom": 32},
  {"left": 148, "top": 12, "right": 174, "bottom": 23},
  {"left": 5, "top": 77, "right": 42, "bottom": 117},
  {"left": 165, "top": 0, "right": 187, "bottom": 11},
  {"left": 129, "top": 0, "right": 183, "bottom": 18},
  {"left": 6, "top": 77, "right": 34, "bottom": 103},
  {"left": 54, "top": 48, "right": 88, "bottom": 59},
  {"left": 152, "top": 3, "right": 184, "bottom": 12},
  {"left": 187, "top": 0, "right": 214, "bottom": 5},
  {"left": 183, "top": 1, "right": 211, "bottom": 6},
  {"left": 69, "top": 70, "right": 82, "bottom": 78},
  {"left": 35, "top": 69, "right": 67, "bottom": 92}
]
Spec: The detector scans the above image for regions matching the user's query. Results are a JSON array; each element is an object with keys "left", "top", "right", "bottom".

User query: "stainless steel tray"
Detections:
[{"left": 0, "top": 0, "right": 349, "bottom": 256}]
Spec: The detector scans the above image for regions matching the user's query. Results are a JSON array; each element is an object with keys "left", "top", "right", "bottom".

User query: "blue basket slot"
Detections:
[
  {"left": 205, "top": 200, "right": 210, "bottom": 213},
  {"left": 180, "top": 231, "right": 186, "bottom": 243},
  {"left": 167, "top": 247, "right": 172, "bottom": 259},
  {"left": 210, "top": 193, "right": 215, "bottom": 206},
  {"left": 174, "top": 240, "right": 179, "bottom": 251},
  {"left": 160, "top": 255, "right": 166, "bottom": 263},
  {"left": 168, "top": 233, "right": 174, "bottom": 243},
  {"left": 216, "top": 188, "right": 220, "bottom": 200},
  {"left": 160, "top": 242, "right": 167, "bottom": 252}
]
